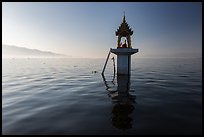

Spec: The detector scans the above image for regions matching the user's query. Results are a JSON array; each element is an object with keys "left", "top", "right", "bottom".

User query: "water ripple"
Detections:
[{"left": 2, "top": 58, "right": 202, "bottom": 135}]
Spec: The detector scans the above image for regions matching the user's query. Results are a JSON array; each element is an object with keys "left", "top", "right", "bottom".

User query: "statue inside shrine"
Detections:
[{"left": 121, "top": 39, "right": 127, "bottom": 48}]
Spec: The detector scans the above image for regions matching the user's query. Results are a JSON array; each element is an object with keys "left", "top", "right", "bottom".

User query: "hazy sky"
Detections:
[{"left": 2, "top": 2, "right": 202, "bottom": 58}]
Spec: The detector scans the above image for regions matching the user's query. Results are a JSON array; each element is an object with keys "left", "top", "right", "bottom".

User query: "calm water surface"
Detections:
[{"left": 2, "top": 58, "right": 202, "bottom": 135}]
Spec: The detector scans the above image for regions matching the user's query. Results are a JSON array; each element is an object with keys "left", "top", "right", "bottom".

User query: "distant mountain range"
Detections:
[{"left": 2, "top": 44, "right": 69, "bottom": 58}]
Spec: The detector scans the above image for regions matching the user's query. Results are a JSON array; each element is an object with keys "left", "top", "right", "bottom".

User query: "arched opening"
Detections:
[{"left": 117, "top": 36, "right": 130, "bottom": 48}]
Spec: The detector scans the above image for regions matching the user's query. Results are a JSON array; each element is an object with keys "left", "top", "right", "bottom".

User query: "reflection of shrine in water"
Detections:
[{"left": 102, "top": 74, "right": 136, "bottom": 130}]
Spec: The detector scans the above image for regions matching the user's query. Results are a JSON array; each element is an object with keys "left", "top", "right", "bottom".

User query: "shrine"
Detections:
[{"left": 110, "top": 13, "right": 139, "bottom": 75}]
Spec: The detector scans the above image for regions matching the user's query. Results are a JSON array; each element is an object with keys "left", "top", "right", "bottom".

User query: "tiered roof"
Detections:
[{"left": 115, "top": 15, "right": 133, "bottom": 37}]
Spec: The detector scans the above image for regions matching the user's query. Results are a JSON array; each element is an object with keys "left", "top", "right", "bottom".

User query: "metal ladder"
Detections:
[{"left": 102, "top": 48, "right": 116, "bottom": 78}]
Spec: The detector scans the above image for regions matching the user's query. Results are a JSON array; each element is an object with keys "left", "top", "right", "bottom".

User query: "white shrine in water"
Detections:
[{"left": 110, "top": 14, "right": 138, "bottom": 75}]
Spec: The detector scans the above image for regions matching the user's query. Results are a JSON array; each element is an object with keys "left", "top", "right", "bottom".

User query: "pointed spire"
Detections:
[{"left": 123, "top": 11, "right": 126, "bottom": 22}]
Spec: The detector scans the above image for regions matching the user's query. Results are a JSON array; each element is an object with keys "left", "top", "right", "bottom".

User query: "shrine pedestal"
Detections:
[{"left": 110, "top": 48, "right": 138, "bottom": 75}]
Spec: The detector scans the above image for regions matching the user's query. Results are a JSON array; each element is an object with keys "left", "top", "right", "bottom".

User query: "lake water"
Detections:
[{"left": 2, "top": 57, "right": 202, "bottom": 135}]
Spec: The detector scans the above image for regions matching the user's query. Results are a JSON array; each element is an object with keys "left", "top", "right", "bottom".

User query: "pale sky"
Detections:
[{"left": 2, "top": 2, "right": 202, "bottom": 58}]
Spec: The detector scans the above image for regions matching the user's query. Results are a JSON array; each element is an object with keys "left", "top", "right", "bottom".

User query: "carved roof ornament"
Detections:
[{"left": 115, "top": 13, "right": 133, "bottom": 37}]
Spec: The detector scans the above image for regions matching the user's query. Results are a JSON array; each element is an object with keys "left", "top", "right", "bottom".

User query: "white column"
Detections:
[{"left": 117, "top": 55, "right": 130, "bottom": 75}]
